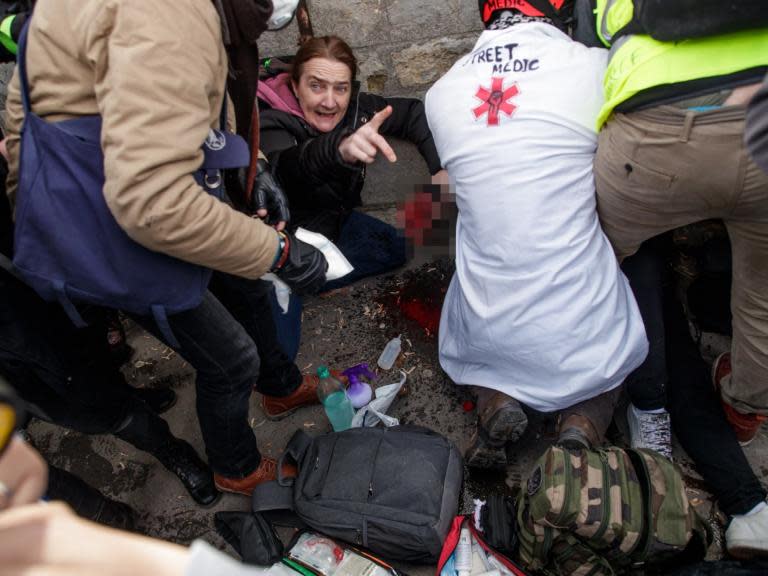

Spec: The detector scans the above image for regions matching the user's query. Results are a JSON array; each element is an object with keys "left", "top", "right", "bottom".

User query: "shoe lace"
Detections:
[{"left": 637, "top": 413, "right": 671, "bottom": 452}]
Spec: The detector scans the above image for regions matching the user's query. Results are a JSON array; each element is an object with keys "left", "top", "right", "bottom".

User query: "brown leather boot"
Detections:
[
  {"left": 214, "top": 457, "right": 298, "bottom": 496},
  {"left": 261, "top": 370, "right": 346, "bottom": 421},
  {"left": 465, "top": 391, "right": 528, "bottom": 469},
  {"left": 557, "top": 413, "right": 601, "bottom": 451}
]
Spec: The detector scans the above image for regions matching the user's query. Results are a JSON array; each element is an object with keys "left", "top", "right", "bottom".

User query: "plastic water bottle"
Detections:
[
  {"left": 454, "top": 527, "right": 473, "bottom": 576},
  {"left": 377, "top": 335, "right": 402, "bottom": 370},
  {"left": 316, "top": 365, "right": 354, "bottom": 432}
]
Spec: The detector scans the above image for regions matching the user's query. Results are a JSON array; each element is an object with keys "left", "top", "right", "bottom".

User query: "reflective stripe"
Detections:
[
  {"left": 0, "top": 14, "right": 16, "bottom": 56},
  {"left": 599, "top": 0, "right": 620, "bottom": 44},
  {"left": 607, "top": 34, "right": 631, "bottom": 63}
]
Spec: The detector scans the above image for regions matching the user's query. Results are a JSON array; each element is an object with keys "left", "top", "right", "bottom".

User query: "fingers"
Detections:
[
  {"left": 367, "top": 105, "right": 393, "bottom": 131},
  {"left": 0, "top": 437, "right": 48, "bottom": 509},
  {"left": 370, "top": 133, "right": 396, "bottom": 163},
  {"left": 341, "top": 132, "right": 397, "bottom": 164}
]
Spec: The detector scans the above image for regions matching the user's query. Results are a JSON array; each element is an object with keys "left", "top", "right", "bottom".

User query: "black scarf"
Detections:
[{"left": 213, "top": 0, "right": 273, "bottom": 46}]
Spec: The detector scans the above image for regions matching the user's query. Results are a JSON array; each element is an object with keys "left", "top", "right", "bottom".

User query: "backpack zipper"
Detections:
[{"left": 589, "top": 451, "right": 612, "bottom": 545}]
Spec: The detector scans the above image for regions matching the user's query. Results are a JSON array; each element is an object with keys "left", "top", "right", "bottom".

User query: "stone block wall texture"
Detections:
[
  {"left": 258, "top": 1, "right": 483, "bottom": 205},
  {"left": 259, "top": 0, "right": 483, "bottom": 99}
]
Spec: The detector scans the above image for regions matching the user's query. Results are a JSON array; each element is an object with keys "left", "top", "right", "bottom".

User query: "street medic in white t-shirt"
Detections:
[{"left": 426, "top": 0, "right": 648, "bottom": 468}]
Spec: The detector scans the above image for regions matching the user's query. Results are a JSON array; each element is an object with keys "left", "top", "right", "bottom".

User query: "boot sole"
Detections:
[
  {"left": 261, "top": 401, "right": 301, "bottom": 422},
  {"left": 484, "top": 402, "right": 528, "bottom": 445},
  {"left": 465, "top": 432, "right": 508, "bottom": 470}
]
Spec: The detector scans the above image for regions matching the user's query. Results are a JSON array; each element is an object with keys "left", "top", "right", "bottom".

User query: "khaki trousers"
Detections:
[{"left": 595, "top": 105, "right": 768, "bottom": 414}]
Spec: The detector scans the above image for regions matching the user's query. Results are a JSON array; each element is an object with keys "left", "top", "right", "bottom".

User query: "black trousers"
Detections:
[
  {"left": 0, "top": 268, "right": 172, "bottom": 450},
  {"left": 622, "top": 241, "right": 766, "bottom": 516}
]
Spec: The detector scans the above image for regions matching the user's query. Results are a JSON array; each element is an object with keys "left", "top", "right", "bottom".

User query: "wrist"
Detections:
[{"left": 271, "top": 231, "right": 290, "bottom": 271}]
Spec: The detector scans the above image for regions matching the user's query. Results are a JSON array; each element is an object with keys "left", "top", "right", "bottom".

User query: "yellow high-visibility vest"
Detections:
[{"left": 595, "top": 0, "right": 768, "bottom": 128}]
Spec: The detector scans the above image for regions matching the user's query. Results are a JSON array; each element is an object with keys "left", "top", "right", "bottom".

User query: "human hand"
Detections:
[
  {"left": 272, "top": 231, "right": 328, "bottom": 295},
  {"left": 431, "top": 169, "right": 449, "bottom": 185},
  {"left": 251, "top": 159, "right": 290, "bottom": 231},
  {"left": 0, "top": 502, "right": 189, "bottom": 576},
  {"left": 338, "top": 106, "right": 397, "bottom": 165},
  {"left": 0, "top": 435, "right": 47, "bottom": 509}
]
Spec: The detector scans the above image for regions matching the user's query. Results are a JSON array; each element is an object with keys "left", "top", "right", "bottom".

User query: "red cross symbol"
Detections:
[{"left": 472, "top": 77, "right": 518, "bottom": 126}]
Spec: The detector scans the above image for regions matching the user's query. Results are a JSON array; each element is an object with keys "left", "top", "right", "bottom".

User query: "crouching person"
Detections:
[{"left": 426, "top": 0, "right": 647, "bottom": 468}]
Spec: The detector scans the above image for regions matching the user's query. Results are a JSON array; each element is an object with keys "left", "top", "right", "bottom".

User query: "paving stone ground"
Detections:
[{"left": 25, "top": 147, "right": 768, "bottom": 574}]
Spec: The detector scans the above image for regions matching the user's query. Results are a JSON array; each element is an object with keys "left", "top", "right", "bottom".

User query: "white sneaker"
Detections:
[
  {"left": 626, "top": 404, "right": 672, "bottom": 460},
  {"left": 727, "top": 504, "right": 768, "bottom": 559}
]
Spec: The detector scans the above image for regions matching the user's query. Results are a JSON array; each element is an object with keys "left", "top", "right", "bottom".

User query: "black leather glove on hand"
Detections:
[
  {"left": 273, "top": 232, "right": 328, "bottom": 295},
  {"left": 252, "top": 159, "right": 290, "bottom": 229}
]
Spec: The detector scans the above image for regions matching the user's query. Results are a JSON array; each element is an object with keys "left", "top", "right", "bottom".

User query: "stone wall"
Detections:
[{"left": 258, "top": 0, "right": 483, "bottom": 99}]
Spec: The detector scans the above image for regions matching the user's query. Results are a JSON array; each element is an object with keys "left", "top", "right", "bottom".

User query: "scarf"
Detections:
[
  {"left": 213, "top": 0, "right": 273, "bottom": 46},
  {"left": 487, "top": 9, "right": 553, "bottom": 30}
]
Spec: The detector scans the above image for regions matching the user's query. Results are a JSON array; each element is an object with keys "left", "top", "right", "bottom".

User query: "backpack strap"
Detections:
[
  {"left": 16, "top": 18, "right": 30, "bottom": 113},
  {"left": 151, "top": 305, "right": 181, "bottom": 350},
  {"left": 522, "top": 0, "right": 572, "bottom": 32},
  {"left": 251, "top": 430, "right": 312, "bottom": 515}
]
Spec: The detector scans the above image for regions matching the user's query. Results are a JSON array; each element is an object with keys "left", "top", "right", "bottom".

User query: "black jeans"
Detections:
[
  {"left": 135, "top": 272, "right": 302, "bottom": 478},
  {"left": 664, "top": 287, "right": 767, "bottom": 516},
  {"left": 621, "top": 242, "right": 668, "bottom": 411},
  {"left": 0, "top": 269, "right": 170, "bottom": 449},
  {"left": 622, "top": 241, "right": 766, "bottom": 516}
]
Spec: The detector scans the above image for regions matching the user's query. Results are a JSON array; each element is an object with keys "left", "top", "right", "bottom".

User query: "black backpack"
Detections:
[
  {"left": 610, "top": 0, "right": 768, "bottom": 42},
  {"left": 251, "top": 426, "right": 463, "bottom": 564}
]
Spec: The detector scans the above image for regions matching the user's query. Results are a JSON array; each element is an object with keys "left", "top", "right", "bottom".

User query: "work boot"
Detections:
[
  {"left": 153, "top": 439, "right": 220, "bottom": 506},
  {"left": 626, "top": 404, "right": 673, "bottom": 460},
  {"left": 465, "top": 392, "right": 528, "bottom": 469},
  {"left": 727, "top": 503, "right": 768, "bottom": 559},
  {"left": 261, "top": 370, "right": 346, "bottom": 421},
  {"left": 713, "top": 353, "right": 767, "bottom": 446},
  {"left": 115, "top": 410, "right": 220, "bottom": 506},
  {"left": 557, "top": 413, "right": 601, "bottom": 452},
  {"left": 214, "top": 457, "right": 298, "bottom": 496},
  {"left": 47, "top": 466, "right": 137, "bottom": 531}
]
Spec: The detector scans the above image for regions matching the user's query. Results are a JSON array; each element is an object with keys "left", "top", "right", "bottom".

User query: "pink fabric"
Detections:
[{"left": 257, "top": 73, "right": 304, "bottom": 119}]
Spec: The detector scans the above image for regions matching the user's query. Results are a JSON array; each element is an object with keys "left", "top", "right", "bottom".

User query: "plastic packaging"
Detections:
[
  {"left": 261, "top": 273, "right": 291, "bottom": 313},
  {"left": 351, "top": 371, "right": 407, "bottom": 428},
  {"left": 295, "top": 227, "right": 354, "bottom": 281},
  {"left": 342, "top": 363, "right": 376, "bottom": 409},
  {"left": 377, "top": 335, "right": 402, "bottom": 370},
  {"left": 316, "top": 366, "right": 354, "bottom": 431},
  {"left": 455, "top": 527, "right": 473, "bottom": 576},
  {"left": 288, "top": 533, "right": 344, "bottom": 574}
]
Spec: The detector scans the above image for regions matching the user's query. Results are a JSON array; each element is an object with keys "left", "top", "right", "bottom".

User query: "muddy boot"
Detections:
[
  {"left": 465, "top": 391, "right": 528, "bottom": 469},
  {"left": 47, "top": 465, "right": 136, "bottom": 531},
  {"left": 557, "top": 413, "right": 600, "bottom": 452},
  {"left": 115, "top": 410, "right": 220, "bottom": 506}
]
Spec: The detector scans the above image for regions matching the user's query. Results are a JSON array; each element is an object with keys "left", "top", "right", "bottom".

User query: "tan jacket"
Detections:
[{"left": 5, "top": 0, "right": 278, "bottom": 279}]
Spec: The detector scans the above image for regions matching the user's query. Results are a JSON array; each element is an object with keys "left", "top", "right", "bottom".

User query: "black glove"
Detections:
[
  {"left": 251, "top": 159, "right": 290, "bottom": 226},
  {"left": 273, "top": 231, "right": 328, "bottom": 295}
]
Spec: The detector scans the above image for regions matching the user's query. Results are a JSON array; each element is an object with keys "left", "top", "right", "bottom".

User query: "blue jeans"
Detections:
[{"left": 323, "top": 211, "right": 407, "bottom": 291}]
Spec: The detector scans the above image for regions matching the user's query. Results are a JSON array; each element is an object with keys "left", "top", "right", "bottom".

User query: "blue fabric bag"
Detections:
[{"left": 11, "top": 23, "right": 249, "bottom": 346}]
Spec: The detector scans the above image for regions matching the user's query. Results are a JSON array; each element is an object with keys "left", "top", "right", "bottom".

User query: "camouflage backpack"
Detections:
[{"left": 516, "top": 446, "right": 710, "bottom": 575}]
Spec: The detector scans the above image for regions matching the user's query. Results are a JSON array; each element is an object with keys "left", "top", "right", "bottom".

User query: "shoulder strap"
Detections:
[
  {"left": 251, "top": 430, "right": 312, "bottom": 514},
  {"left": 16, "top": 17, "right": 30, "bottom": 113},
  {"left": 522, "top": 0, "right": 572, "bottom": 31}
]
